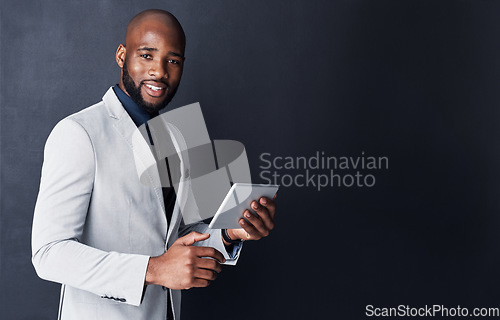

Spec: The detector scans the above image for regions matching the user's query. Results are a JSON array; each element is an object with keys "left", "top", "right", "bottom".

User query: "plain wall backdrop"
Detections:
[{"left": 3, "top": 0, "right": 500, "bottom": 319}]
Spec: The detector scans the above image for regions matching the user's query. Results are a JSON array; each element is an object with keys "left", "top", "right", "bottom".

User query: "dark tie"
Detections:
[
  {"left": 162, "top": 151, "right": 180, "bottom": 225},
  {"left": 163, "top": 154, "right": 180, "bottom": 320}
]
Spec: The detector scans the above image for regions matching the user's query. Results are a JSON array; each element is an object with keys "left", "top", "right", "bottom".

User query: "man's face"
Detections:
[{"left": 117, "top": 19, "right": 185, "bottom": 114}]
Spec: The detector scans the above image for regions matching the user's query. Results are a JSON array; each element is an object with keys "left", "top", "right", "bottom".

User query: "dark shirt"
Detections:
[{"left": 113, "top": 85, "right": 158, "bottom": 127}]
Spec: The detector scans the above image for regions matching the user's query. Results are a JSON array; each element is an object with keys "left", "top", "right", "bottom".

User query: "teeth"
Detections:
[{"left": 145, "top": 84, "right": 163, "bottom": 91}]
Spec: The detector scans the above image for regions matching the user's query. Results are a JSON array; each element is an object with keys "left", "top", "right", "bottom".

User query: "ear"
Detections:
[{"left": 116, "top": 44, "right": 126, "bottom": 68}]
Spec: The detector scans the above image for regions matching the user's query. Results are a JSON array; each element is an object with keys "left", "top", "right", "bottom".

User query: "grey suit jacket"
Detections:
[{"left": 32, "top": 87, "right": 240, "bottom": 320}]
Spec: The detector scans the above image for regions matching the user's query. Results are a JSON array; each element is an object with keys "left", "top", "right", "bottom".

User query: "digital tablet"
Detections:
[{"left": 208, "top": 183, "right": 279, "bottom": 229}]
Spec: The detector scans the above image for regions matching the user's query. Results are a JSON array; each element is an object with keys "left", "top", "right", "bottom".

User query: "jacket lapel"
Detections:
[{"left": 102, "top": 87, "right": 168, "bottom": 234}]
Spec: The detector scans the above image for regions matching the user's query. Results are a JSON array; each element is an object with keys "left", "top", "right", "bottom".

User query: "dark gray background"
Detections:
[{"left": 3, "top": 0, "right": 500, "bottom": 319}]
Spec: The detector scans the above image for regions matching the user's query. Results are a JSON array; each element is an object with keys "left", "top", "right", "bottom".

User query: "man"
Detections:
[{"left": 32, "top": 9, "right": 276, "bottom": 320}]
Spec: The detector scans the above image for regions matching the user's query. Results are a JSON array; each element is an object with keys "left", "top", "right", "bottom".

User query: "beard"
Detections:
[{"left": 122, "top": 60, "right": 178, "bottom": 114}]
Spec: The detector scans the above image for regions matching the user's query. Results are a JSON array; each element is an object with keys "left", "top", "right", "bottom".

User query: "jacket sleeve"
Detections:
[{"left": 31, "top": 118, "right": 150, "bottom": 307}]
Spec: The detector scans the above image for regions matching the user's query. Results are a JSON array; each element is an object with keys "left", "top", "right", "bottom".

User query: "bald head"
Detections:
[{"left": 125, "top": 9, "right": 185, "bottom": 51}]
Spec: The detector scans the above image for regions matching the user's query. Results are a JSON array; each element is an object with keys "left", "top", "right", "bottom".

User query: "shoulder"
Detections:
[
  {"left": 51, "top": 87, "right": 121, "bottom": 139},
  {"left": 43, "top": 113, "right": 96, "bottom": 174},
  {"left": 46, "top": 94, "right": 112, "bottom": 150},
  {"left": 67, "top": 100, "right": 110, "bottom": 130},
  {"left": 61, "top": 87, "right": 123, "bottom": 132},
  {"left": 45, "top": 87, "right": 127, "bottom": 153},
  {"left": 47, "top": 101, "right": 105, "bottom": 142}
]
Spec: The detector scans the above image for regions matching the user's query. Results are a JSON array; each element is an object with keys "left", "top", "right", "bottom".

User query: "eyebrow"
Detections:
[
  {"left": 137, "top": 47, "right": 185, "bottom": 59},
  {"left": 137, "top": 46, "right": 158, "bottom": 52},
  {"left": 169, "top": 51, "right": 185, "bottom": 59}
]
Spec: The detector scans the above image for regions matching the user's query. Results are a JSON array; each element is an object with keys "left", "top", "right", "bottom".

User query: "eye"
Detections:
[
  {"left": 140, "top": 54, "right": 152, "bottom": 59},
  {"left": 168, "top": 59, "right": 179, "bottom": 65}
]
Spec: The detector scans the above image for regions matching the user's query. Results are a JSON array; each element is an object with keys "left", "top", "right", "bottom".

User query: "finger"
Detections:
[
  {"left": 195, "top": 246, "right": 226, "bottom": 263},
  {"left": 250, "top": 202, "right": 274, "bottom": 232},
  {"left": 176, "top": 232, "right": 210, "bottom": 246},
  {"left": 197, "top": 257, "right": 222, "bottom": 273},
  {"left": 259, "top": 197, "right": 276, "bottom": 219},
  {"left": 244, "top": 208, "right": 267, "bottom": 235},
  {"left": 191, "top": 278, "right": 211, "bottom": 288},
  {"left": 194, "top": 268, "right": 218, "bottom": 281},
  {"left": 239, "top": 216, "right": 261, "bottom": 239}
]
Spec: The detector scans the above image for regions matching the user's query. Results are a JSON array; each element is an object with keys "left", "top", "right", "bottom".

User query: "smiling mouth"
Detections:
[
  {"left": 145, "top": 84, "right": 163, "bottom": 91},
  {"left": 142, "top": 82, "right": 167, "bottom": 97}
]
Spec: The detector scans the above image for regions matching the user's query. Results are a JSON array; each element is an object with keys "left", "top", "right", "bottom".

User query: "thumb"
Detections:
[{"left": 175, "top": 231, "right": 210, "bottom": 246}]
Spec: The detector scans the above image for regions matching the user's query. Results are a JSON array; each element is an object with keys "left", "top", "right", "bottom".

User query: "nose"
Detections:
[{"left": 149, "top": 60, "right": 168, "bottom": 80}]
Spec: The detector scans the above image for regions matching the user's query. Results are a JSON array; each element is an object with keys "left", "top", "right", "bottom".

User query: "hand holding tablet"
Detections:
[{"left": 208, "top": 183, "right": 279, "bottom": 230}]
